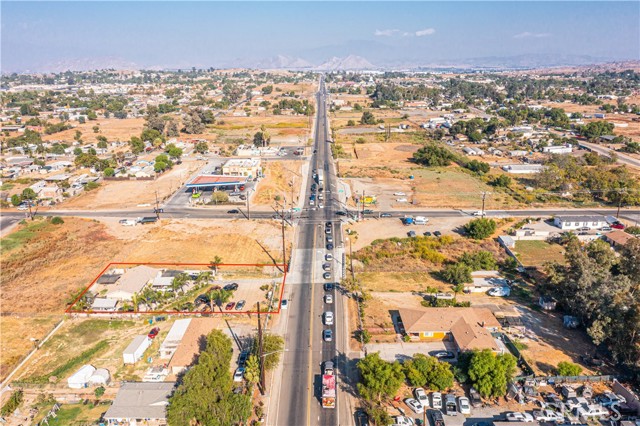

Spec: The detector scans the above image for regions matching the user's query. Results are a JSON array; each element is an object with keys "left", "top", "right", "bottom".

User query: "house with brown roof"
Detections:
[
  {"left": 398, "top": 307, "right": 503, "bottom": 353},
  {"left": 604, "top": 230, "right": 635, "bottom": 250}
]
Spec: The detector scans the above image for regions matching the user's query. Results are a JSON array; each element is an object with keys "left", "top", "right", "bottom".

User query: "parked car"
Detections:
[
  {"left": 326, "top": 222, "right": 332, "bottom": 228},
  {"left": 238, "top": 351, "right": 249, "bottom": 366},
  {"left": 505, "top": 412, "right": 535, "bottom": 422},
  {"left": 225, "top": 302, "right": 236, "bottom": 310},
  {"left": 323, "top": 272, "right": 331, "bottom": 280},
  {"left": 224, "top": 283, "right": 239, "bottom": 291},
  {"left": 381, "top": 213, "right": 393, "bottom": 218},
  {"left": 147, "top": 327, "right": 160, "bottom": 339},
  {"left": 324, "top": 294, "right": 333, "bottom": 304},
  {"left": 235, "top": 300, "right": 246, "bottom": 310},
  {"left": 326, "top": 243, "right": 334, "bottom": 250},
  {"left": 430, "top": 410, "right": 445, "bottom": 426},
  {"left": 393, "top": 416, "right": 414, "bottom": 426},
  {"left": 405, "top": 398, "right": 424, "bottom": 414},
  {"left": 429, "top": 350, "right": 456, "bottom": 360},
  {"left": 445, "top": 394, "right": 458, "bottom": 415},
  {"left": 612, "top": 223, "right": 625, "bottom": 229},
  {"left": 414, "top": 388, "right": 428, "bottom": 408},
  {"left": 469, "top": 387, "right": 482, "bottom": 407},
  {"left": 335, "top": 211, "right": 348, "bottom": 216},
  {"left": 227, "top": 209, "right": 240, "bottom": 214},
  {"left": 323, "top": 263, "right": 332, "bottom": 271},
  {"left": 597, "top": 391, "right": 626, "bottom": 407},
  {"left": 326, "top": 235, "right": 333, "bottom": 243},
  {"left": 325, "top": 253, "right": 333, "bottom": 261},
  {"left": 458, "top": 397, "right": 471, "bottom": 414},
  {"left": 323, "top": 329, "right": 333, "bottom": 341},
  {"left": 488, "top": 286, "right": 511, "bottom": 297},
  {"left": 280, "top": 299, "right": 288, "bottom": 309},
  {"left": 431, "top": 392, "right": 443, "bottom": 409},
  {"left": 407, "top": 231, "right": 416, "bottom": 237},
  {"left": 325, "top": 227, "right": 332, "bottom": 234},
  {"left": 433, "top": 231, "right": 442, "bottom": 237},
  {"left": 394, "top": 192, "right": 406, "bottom": 196},
  {"left": 533, "top": 409, "right": 564, "bottom": 422},
  {"left": 194, "top": 294, "right": 210, "bottom": 305},
  {"left": 324, "top": 283, "right": 333, "bottom": 291},
  {"left": 396, "top": 198, "right": 408, "bottom": 202},
  {"left": 423, "top": 231, "right": 432, "bottom": 237},
  {"left": 363, "top": 209, "right": 374, "bottom": 214},
  {"left": 233, "top": 367, "right": 245, "bottom": 382}
]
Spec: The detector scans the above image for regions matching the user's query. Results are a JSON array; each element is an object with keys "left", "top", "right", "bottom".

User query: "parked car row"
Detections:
[{"left": 404, "top": 389, "right": 470, "bottom": 416}]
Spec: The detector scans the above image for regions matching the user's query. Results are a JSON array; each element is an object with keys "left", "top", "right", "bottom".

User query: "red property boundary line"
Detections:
[{"left": 66, "top": 262, "right": 288, "bottom": 315}]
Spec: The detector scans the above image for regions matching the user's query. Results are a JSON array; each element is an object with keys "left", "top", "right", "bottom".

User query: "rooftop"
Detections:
[
  {"left": 169, "top": 318, "right": 218, "bottom": 369},
  {"left": 104, "top": 382, "right": 175, "bottom": 420}
]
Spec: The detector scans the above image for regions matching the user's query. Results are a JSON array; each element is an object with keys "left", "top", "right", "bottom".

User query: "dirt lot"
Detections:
[
  {"left": 0, "top": 216, "right": 289, "bottom": 380},
  {"left": 41, "top": 118, "right": 145, "bottom": 144},
  {"left": 58, "top": 158, "right": 203, "bottom": 209},
  {"left": 253, "top": 160, "right": 304, "bottom": 208}
]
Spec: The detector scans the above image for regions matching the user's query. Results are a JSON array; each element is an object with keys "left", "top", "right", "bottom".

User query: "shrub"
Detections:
[
  {"left": 85, "top": 181, "right": 100, "bottom": 191},
  {"left": 95, "top": 386, "right": 105, "bottom": 398},
  {"left": 51, "top": 216, "right": 64, "bottom": 225},
  {"left": 1, "top": 390, "right": 23, "bottom": 416},
  {"left": 442, "top": 262, "right": 472, "bottom": 284},
  {"left": 556, "top": 361, "right": 583, "bottom": 377},
  {"left": 464, "top": 218, "right": 497, "bottom": 240}
]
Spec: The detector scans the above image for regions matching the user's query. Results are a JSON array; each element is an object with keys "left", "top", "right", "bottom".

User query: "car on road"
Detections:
[
  {"left": 363, "top": 209, "right": 374, "bottom": 214},
  {"left": 324, "top": 294, "right": 333, "bottom": 304},
  {"left": 227, "top": 209, "right": 240, "bottom": 214},
  {"left": 326, "top": 243, "right": 334, "bottom": 250},
  {"left": 380, "top": 213, "right": 393, "bottom": 217},
  {"left": 325, "top": 227, "right": 332, "bottom": 234},
  {"left": 505, "top": 412, "right": 535, "bottom": 422},
  {"left": 355, "top": 409, "right": 369, "bottom": 426},
  {"left": 414, "top": 387, "right": 428, "bottom": 407},
  {"left": 431, "top": 392, "right": 443, "bottom": 409},
  {"left": 323, "top": 272, "right": 332, "bottom": 280},
  {"left": 533, "top": 409, "right": 564, "bottom": 422},
  {"left": 394, "top": 192, "right": 406, "bottom": 196},
  {"left": 280, "top": 299, "right": 288, "bottom": 309},
  {"left": 235, "top": 300, "right": 246, "bottom": 310},
  {"left": 335, "top": 211, "right": 348, "bottom": 216},
  {"left": 405, "top": 398, "right": 424, "bottom": 414},
  {"left": 313, "top": 149, "right": 317, "bottom": 153},
  {"left": 233, "top": 367, "right": 245, "bottom": 382},
  {"left": 224, "top": 283, "right": 238, "bottom": 291},
  {"left": 322, "top": 263, "right": 331, "bottom": 271},
  {"left": 225, "top": 302, "right": 236, "bottom": 310},
  {"left": 472, "top": 211, "right": 485, "bottom": 216},
  {"left": 324, "top": 283, "right": 333, "bottom": 291},
  {"left": 323, "top": 329, "right": 333, "bottom": 341},
  {"left": 396, "top": 198, "right": 408, "bottom": 202},
  {"left": 429, "top": 350, "right": 456, "bottom": 360},
  {"left": 326, "top": 221, "right": 332, "bottom": 228},
  {"left": 325, "top": 253, "right": 333, "bottom": 261},
  {"left": 324, "top": 311, "right": 334, "bottom": 325},
  {"left": 458, "top": 396, "right": 471, "bottom": 414},
  {"left": 147, "top": 327, "right": 160, "bottom": 339},
  {"left": 326, "top": 236, "right": 333, "bottom": 243}
]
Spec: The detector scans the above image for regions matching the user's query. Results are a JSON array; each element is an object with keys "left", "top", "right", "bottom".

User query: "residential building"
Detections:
[
  {"left": 168, "top": 318, "right": 218, "bottom": 375},
  {"left": 91, "top": 298, "right": 119, "bottom": 311},
  {"left": 398, "top": 307, "right": 503, "bottom": 353},
  {"left": 604, "top": 230, "right": 635, "bottom": 249},
  {"left": 103, "top": 382, "right": 175, "bottom": 425},
  {"left": 501, "top": 164, "right": 545, "bottom": 174},
  {"left": 543, "top": 145, "right": 573, "bottom": 154},
  {"left": 105, "top": 265, "right": 158, "bottom": 301},
  {"left": 222, "top": 158, "right": 261, "bottom": 178},
  {"left": 553, "top": 215, "right": 608, "bottom": 231},
  {"left": 159, "top": 319, "right": 192, "bottom": 359}
]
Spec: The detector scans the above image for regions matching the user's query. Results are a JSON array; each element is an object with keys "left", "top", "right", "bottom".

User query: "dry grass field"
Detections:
[
  {"left": 41, "top": 117, "right": 146, "bottom": 144},
  {"left": 0, "top": 216, "right": 288, "bottom": 381},
  {"left": 253, "top": 160, "right": 303, "bottom": 208},
  {"left": 514, "top": 240, "right": 566, "bottom": 267}
]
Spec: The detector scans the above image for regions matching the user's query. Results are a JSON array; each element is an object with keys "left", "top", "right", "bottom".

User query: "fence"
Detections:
[
  {"left": 501, "top": 333, "right": 535, "bottom": 377},
  {"left": 103, "top": 176, "right": 155, "bottom": 181}
]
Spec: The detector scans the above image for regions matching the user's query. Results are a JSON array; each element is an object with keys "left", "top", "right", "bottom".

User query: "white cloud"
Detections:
[
  {"left": 415, "top": 28, "right": 436, "bottom": 37},
  {"left": 375, "top": 29, "right": 401, "bottom": 37},
  {"left": 513, "top": 32, "right": 551, "bottom": 39}
]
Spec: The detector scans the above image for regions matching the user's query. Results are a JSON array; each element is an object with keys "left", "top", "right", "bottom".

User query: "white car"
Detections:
[
  {"left": 393, "top": 416, "right": 414, "bottom": 426},
  {"left": 396, "top": 198, "right": 408, "bottom": 202},
  {"left": 324, "top": 294, "right": 333, "bottom": 304},
  {"left": 473, "top": 210, "right": 485, "bottom": 216},
  {"left": 414, "top": 387, "right": 428, "bottom": 408},
  {"left": 431, "top": 392, "right": 443, "bottom": 409},
  {"left": 325, "top": 253, "right": 333, "bottom": 261},
  {"left": 394, "top": 192, "right": 406, "bottom": 196},
  {"left": 457, "top": 396, "right": 471, "bottom": 414},
  {"left": 488, "top": 286, "right": 511, "bottom": 297},
  {"left": 405, "top": 398, "right": 424, "bottom": 414},
  {"left": 17, "top": 205, "right": 28, "bottom": 211},
  {"left": 233, "top": 367, "right": 245, "bottom": 382},
  {"left": 533, "top": 409, "right": 564, "bottom": 422},
  {"left": 506, "top": 412, "right": 535, "bottom": 422},
  {"left": 324, "top": 311, "right": 334, "bottom": 325}
]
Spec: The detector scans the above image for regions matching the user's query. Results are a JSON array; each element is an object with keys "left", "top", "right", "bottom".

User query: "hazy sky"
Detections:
[{"left": 2, "top": 1, "right": 639, "bottom": 71}]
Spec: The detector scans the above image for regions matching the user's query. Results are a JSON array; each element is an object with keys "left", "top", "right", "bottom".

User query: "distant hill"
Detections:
[
  {"left": 315, "top": 55, "right": 376, "bottom": 71},
  {"left": 255, "top": 55, "right": 313, "bottom": 70}
]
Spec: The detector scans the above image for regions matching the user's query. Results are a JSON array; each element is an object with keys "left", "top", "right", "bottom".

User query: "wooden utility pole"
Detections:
[
  {"left": 281, "top": 206, "right": 287, "bottom": 271},
  {"left": 257, "top": 302, "right": 265, "bottom": 395},
  {"left": 154, "top": 190, "right": 160, "bottom": 219},
  {"left": 246, "top": 191, "right": 251, "bottom": 220},
  {"left": 481, "top": 192, "right": 488, "bottom": 216}
]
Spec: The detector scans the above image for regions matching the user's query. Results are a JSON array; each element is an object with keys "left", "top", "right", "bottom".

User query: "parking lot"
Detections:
[{"left": 193, "top": 277, "right": 283, "bottom": 313}]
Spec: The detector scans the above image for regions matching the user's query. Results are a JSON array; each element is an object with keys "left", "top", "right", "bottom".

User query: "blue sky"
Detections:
[{"left": 2, "top": 1, "right": 639, "bottom": 71}]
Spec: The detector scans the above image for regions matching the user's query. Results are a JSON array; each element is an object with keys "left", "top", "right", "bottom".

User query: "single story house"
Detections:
[
  {"left": 106, "top": 265, "right": 158, "bottom": 301},
  {"left": 152, "top": 270, "right": 183, "bottom": 290},
  {"left": 543, "top": 145, "right": 573, "bottom": 154},
  {"left": 168, "top": 318, "right": 218, "bottom": 375},
  {"left": 123, "top": 335, "right": 152, "bottom": 365},
  {"left": 466, "top": 271, "right": 509, "bottom": 293},
  {"left": 553, "top": 215, "right": 608, "bottom": 231},
  {"left": 398, "top": 307, "right": 503, "bottom": 353},
  {"left": 103, "top": 382, "right": 175, "bottom": 425},
  {"left": 604, "top": 230, "right": 635, "bottom": 249},
  {"left": 501, "top": 164, "right": 545, "bottom": 174},
  {"left": 91, "top": 298, "right": 119, "bottom": 312},
  {"left": 160, "top": 319, "right": 192, "bottom": 359},
  {"left": 97, "top": 274, "right": 121, "bottom": 285}
]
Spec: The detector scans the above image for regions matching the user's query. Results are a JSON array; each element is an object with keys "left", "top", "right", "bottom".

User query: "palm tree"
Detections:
[
  {"left": 209, "top": 288, "right": 232, "bottom": 313},
  {"left": 210, "top": 256, "right": 223, "bottom": 274}
]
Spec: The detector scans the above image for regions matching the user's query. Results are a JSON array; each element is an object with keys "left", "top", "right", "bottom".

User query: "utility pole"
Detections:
[
  {"left": 246, "top": 190, "right": 251, "bottom": 220},
  {"left": 154, "top": 190, "right": 160, "bottom": 219},
  {"left": 481, "top": 192, "right": 488, "bottom": 217},
  {"left": 361, "top": 190, "right": 366, "bottom": 219},
  {"left": 257, "top": 302, "right": 265, "bottom": 395},
  {"left": 616, "top": 191, "right": 626, "bottom": 219},
  {"left": 281, "top": 205, "right": 287, "bottom": 271}
]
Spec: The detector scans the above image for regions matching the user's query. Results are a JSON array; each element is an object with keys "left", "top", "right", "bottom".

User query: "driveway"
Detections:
[{"left": 366, "top": 341, "right": 454, "bottom": 363}]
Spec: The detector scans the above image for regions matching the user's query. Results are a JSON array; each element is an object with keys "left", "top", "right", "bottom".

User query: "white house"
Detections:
[
  {"left": 123, "top": 335, "right": 152, "bottom": 364},
  {"left": 68, "top": 365, "right": 96, "bottom": 389},
  {"left": 91, "top": 298, "right": 119, "bottom": 311},
  {"left": 553, "top": 215, "right": 608, "bottom": 231},
  {"left": 159, "top": 319, "right": 191, "bottom": 359},
  {"left": 543, "top": 145, "right": 573, "bottom": 154},
  {"left": 104, "top": 382, "right": 174, "bottom": 425},
  {"left": 501, "top": 164, "right": 545, "bottom": 174}
]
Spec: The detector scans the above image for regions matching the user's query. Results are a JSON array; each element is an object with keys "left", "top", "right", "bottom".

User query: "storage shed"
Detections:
[
  {"left": 88, "top": 368, "right": 111, "bottom": 386},
  {"left": 68, "top": 365, "right": 96, "bottom": 389},
  {"left": 123, "top": 335, "right": 151, "bottom": 365}
]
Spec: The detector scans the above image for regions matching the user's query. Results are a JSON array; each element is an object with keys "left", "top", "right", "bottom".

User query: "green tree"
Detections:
[
  {"left": 464, "top": 218, "right": 497, "bottom": 240},
  {"left": 244, "top": 354, "right": 260, "bottom": 384},
  {"left": 360, "top": 111, "right": 376, "bottom": 125},
  {"left": 404, "top": 354, "right": 454, "bottom": 390},
  {"left": 466, "top": 160, "right": 490, "bottom": 174},
  {"left": 103, "top": 167, "right": 115, "bottom": 177},
  {"left": 194, "top": 141, "right": 209, "bottom": 153},
  {"left": 413, "top": 144, "right": 458, "bottom": 167},
  {"left": 493, "top": 175, "right": 512, "bottom": 187},
  {"left": 74, "top": 130, "right": 83, "bottom": 142},
  {"left": 129, "top": 136, "right": 144, "bottom": 154},
  {"left": 94, "top": 386, "right": 105, "bottom": 398},
  {"left": 556, "top": 361, "right": 583, "bottom": 376},
  {"left": 468, "top": 350, "right": 517, "bottom": 398},
  {"left": 459, "top": 251, "right": 497, "bottom": 270},
  {"left": 253, "top": 131, "right": 270, "bottom": 147},
  {"left": 166, "top": 144, "right": 183, "bottom": 160},
  {"left": 253, "top": 334, "right": 285, "bottom": 371},
  {"left": 10, "top": 194, "right": 22, "bottom": 206},
  {"left": 357, "top": 352, "right": 405, "bottom": 403},
  {"left": 210, "top": 256, "right": 223, "bottom": 273},
  {"left": 442, "top": 262, "right": 472, "bottom": 285},
  {"left": 347, "top": 120, "right": 355, "bottom": 126},
  {"left": 166, "top": 330, "right": 251, "bottom": 426},
  {"left": 209, "top": 288, "right": 232, "bottom": 313}
]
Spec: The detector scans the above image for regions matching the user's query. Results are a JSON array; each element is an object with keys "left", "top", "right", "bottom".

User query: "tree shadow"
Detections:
[{"left": 336, "top": 350, "right": 360, "bottom": 398}]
